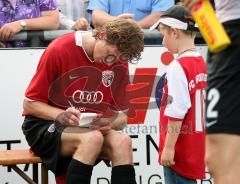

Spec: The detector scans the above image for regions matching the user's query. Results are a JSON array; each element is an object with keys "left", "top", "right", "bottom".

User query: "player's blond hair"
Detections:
[{"left": 93, "top": 19, "right": 144, "bottom": 63}]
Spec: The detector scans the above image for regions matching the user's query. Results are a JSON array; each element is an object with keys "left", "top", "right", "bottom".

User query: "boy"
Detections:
[
  {"left": 150, "top": 5, "right": 206, "bottom": 184},
  {"left": 22, "top": 19, "right": 144, "bottom": 184}
]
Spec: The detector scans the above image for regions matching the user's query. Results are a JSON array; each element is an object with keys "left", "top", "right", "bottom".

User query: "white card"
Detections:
[{"left": 78, "top": 113, "right": 98, "bottom": 127}]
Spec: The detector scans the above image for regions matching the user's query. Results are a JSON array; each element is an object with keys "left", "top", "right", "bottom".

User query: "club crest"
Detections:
[{"left": 102, "top": 70, "right": 114, "bottom": 87}]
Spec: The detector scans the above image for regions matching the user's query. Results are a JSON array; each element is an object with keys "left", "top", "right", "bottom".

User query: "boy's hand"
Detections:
[
  {"left": 55, "top": 107, "right": 80, "bottom": 126},
  {"left": 160, "top": 146, "right": 175, "bottom": 167}
]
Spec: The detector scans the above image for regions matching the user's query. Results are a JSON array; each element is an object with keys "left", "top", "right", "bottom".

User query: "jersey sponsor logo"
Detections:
[
  {"left": 102, "top": 70, "right": 114, "bottom": 87},
  {"left": 72, "top": 90, "right": 104, "bottom": 104},
  {"left": 48, "top": 66, "right": 124, "bottom": 112}
]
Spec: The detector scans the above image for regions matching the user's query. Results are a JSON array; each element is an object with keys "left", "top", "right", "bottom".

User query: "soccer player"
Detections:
[
  {"left": 150, "top": 5, "right": 206, "bottom": 184},
  {"left": 22, "top": 19, "right": 144, "bottom": 184},
  {"left": 184, "top": 0, "right": 240, "bottom": 183}
]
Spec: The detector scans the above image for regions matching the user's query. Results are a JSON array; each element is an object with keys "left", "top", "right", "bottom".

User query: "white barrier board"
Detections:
[{"left": 0, "top": 46, "right": 212, "bottom": 184}]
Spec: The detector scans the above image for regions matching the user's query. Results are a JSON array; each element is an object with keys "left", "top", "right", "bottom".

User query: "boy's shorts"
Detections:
[
  {"left": 22, "top": 115, "right": 70, "bottom": 175},
  {"left": 206, "top": 19, "right": 240, "bottom": 135}
]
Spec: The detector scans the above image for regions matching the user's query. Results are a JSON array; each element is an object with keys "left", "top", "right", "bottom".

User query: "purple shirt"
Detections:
[{"left": 0, "top": 0, "right": 58, "bottom": 47}]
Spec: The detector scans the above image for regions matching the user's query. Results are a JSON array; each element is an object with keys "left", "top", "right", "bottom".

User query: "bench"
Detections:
[{"left": 0, "top": 149, "right": 48, "bottom": 184}]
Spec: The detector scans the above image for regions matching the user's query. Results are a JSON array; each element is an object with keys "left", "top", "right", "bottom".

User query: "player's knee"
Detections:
[
  {"left": 85, "top": 130, "right": 104, "bottom": 147},
  {"left": 113, "top": 134, "right": 132, "bottom": 152},
  {"left": 76, "top": 130, "right": 104, "bottom": 150}
]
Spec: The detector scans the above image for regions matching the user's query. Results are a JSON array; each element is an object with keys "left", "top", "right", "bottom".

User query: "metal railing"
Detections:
[
  {"left": 9, "top": 29, "right": 163, "bottom": 47},
  {"left": 8, "top": 29, "right": 204, "bottom": 47}
]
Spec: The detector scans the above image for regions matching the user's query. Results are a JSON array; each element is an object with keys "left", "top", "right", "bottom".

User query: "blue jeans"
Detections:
[{"left": 163, "top": 166, "right": 197, "bottom": 184}]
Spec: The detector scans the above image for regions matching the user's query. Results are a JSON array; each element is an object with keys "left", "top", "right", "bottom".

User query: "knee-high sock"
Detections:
[
  {"left": 111, "top": 165, "right": 137, "bottom": 184},
  {"left": 66, "top": 159, "right": 93, "bottom": 184}
]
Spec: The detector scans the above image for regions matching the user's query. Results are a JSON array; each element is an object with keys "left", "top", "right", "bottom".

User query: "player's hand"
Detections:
[
  {"left": 90, "top": 116, "right": 113, "bottom": 129},
  {"left": 55, "top": 107, "right": 80, "bottom": 126},
  {"left": 0, "top": 21, "right": 22, "bottom": 41},
  {"left": 90, "top": 114, "right": 117, "bottom": 134},
  {"left": 160, "top": 146, "right": 175, "bottom": 167},
  {"left": 98, "top": 124, "right": 112, "bottom": 135},
  {"left": 72, "top": 18, "right": 89, "bottom": 30},
  {"left": 183, "top": 0, "right": 201, "bottom": 12},
  {"left": 117, "top": 13, "right": 134, "bottom": 20}
]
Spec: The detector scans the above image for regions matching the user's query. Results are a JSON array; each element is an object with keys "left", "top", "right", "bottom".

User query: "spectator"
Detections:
[
  {"left": 58, "top": 0, "right": 90, "bottom": 30},
  {"left": 0, "top": 0, "right": 59, "bottom": 47},
  {"left": 87, "top": 0, "right": 174, "bottom": 29},
  {"left": 58, "top": 0, "right": 88, "bottom": 21},
  {"left": 59, "top": 12, "right": 89, "bottom": 30}
]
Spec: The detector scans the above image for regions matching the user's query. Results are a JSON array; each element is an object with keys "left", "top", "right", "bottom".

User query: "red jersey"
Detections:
[
  {"left": 25, "top": 31, "right": 129, "bottom": 114},
  {"left": 159, "top": 51, "right": 206, "bottom": 179}
]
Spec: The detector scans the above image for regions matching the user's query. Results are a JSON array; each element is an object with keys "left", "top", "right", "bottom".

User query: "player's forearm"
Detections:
[
  {"left": 137, "top": 12, "right": 161, "bottom": 29},
  {"left": 164, "top": 119, "right": 183, "bottom": 148},
  {"left": 23, "top": 99, "right": 64, "bottom": 120},
  {"left": 92, "top": 9, "right": 116, "bottom": 27},
  {"left": 21, "top": 10, "right": 59, "bottom": 30}
]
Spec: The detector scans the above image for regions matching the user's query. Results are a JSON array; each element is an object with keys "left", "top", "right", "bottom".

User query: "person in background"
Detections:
[
  {"left": 87, "top": 0, "right": 174, "bottom": 45},
  {"left": 184, "top": 0, "right": 240, "bottom": 184},
  {"left": 59, "top": 12, "right": 89, "bottom": 30},
  {"left": 87, "top": 0, "right": 174, "bottom": 29},
  {"left": 0, "top": 0, "right": 59, "bottom": 47},
  {"left": 58, "top": 0, "right": 90, "bottom": 30},
  {"left": 150, "top": 5, "right": 206, "bottom": 184}
]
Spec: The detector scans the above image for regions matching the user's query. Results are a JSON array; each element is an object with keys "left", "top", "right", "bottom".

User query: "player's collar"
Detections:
[{"left": 75, "top": 31, "right": 94, "bottom": 63}]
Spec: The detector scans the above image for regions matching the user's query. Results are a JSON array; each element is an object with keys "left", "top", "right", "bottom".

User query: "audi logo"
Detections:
[{"left": 72, "top": 90, "right": 104, "bottom": 104}]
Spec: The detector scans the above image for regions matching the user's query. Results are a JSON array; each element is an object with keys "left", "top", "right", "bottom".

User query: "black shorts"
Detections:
[
  {"left": 22, "top": 116, "right": 70, "bottom": 175},
  {"left": 206, "top": 19, "right": 240, "bottom": 135}
]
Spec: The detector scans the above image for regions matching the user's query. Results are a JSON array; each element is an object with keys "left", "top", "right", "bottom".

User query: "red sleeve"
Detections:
[
  {"left": 110, "top": 62, "right": 130, "bottom": 111},
  {"left": 25, "top": 47, "right": 59, "bottom": 103}
]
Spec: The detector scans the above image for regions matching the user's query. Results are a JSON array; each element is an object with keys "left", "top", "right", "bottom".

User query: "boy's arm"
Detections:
[
  {"left": 161, "top": 60, "right": 190, "bottom": 166},
  {"left": 161, "top": 119, "right": 183, "bottom": 166}
]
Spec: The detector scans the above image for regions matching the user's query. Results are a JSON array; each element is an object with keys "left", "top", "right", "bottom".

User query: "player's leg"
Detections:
[
  {"left": 206, "top": 134, "right": 240, "bottom": 184},
  {"left": 60, "top": 127, "right": 104, "bottom": 184},
  {"left": 205, "top": 20, "right": 240, "bottom": 184},
  {"left": 100, "top": 130, "right": 136, "bottom": 184}
]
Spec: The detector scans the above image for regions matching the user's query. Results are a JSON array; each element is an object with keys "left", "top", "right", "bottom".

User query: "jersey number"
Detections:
[
  {"left": 207, "top": 88, "right": 220, "bottom": 119},
  {"left": 195, "top": 89, "right": 205, "bottom": 132}
]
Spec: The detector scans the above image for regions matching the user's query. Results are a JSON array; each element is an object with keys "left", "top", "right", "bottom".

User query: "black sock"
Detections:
[
  {"left": 66, "top": 159, "right": 93, "bottom": 184},
  {"left": 111, "top": 165, "right": 137, "bottom": 184}
]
